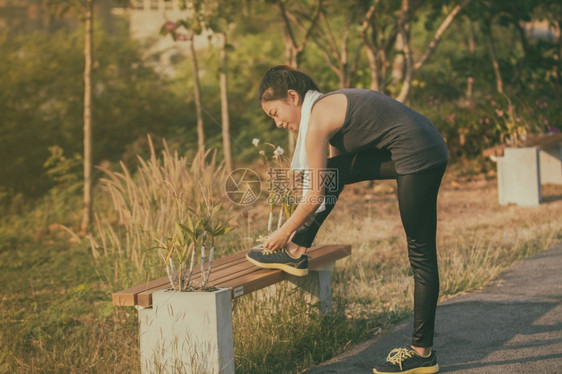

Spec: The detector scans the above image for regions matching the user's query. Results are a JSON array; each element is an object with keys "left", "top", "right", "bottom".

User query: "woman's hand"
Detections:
[{"left": 263, "top": 227, "right": 294, "bottom": 251}]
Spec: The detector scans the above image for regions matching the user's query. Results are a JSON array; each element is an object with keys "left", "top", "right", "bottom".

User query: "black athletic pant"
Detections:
[{"left": 291, "top": 148, "right": 446, "bottom": 348}]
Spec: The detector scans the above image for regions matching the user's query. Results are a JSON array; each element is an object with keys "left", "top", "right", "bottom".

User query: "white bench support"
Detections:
[
  {"left": 497, "top": 145, "right": 562, "bottom": 206},
  {"left": 287, "top": 262, "right": 335, "bottom": 314},
  {"left": 138, "top": 288, "right": 235, "bottom": 374}
]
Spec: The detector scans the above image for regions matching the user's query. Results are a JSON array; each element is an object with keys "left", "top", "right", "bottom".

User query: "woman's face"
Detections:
[{"left": 261, "top": 90, "right": 301, "bottom": 132}]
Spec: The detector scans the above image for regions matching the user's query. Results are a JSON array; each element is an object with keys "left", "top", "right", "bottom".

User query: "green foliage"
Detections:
[
  {"left": 154, "top": 200, "right": 235, "bottom": 291},
  {"left": 0, "top": 21, "right": 194, "bottom": 200},
  {"left": 3, "top": 0, "right": 561, "bottom": 205},
  {"left": 44, "top": 145, "right": 83, "bottom": 194}
]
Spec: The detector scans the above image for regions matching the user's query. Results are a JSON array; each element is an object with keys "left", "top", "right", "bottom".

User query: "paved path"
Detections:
[{"left": 305, "top": 242, "right": 562, "bottom": 374}]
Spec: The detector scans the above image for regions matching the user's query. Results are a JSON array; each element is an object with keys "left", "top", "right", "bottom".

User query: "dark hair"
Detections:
[{"left": 258, "top": 65, "right": 321, "bottom": 103}]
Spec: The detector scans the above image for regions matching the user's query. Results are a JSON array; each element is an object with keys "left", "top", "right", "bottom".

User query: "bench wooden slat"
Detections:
[
  {"left": 135, "top": 253, "right": 261, "bottom": 306},
  {"left": 112, "top": 251, "right": 251, "bottom": 306},
  {"left": 219, "top": 268, "right": 286, "bottom": 298},
  {"left": 113, "top": 244, "right": 351, "bottom": 307},
  {"left": 222, "top": 244, "right": 352, "bottom": 298},
  {"left": 307, "top": 244, "right": 351, "bottom": 267}
]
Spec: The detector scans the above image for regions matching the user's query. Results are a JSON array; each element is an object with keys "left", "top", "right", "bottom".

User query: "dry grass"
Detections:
[
  {"left": 227, "top": 176, "right": 561, "bottom": 373},
  {"left": 312, "top": 178, "right": 562, "bottom": 318},
  {"left": 88, "top": 136, "right": 237, "bottom": 290},
  {"left": 2, "top": 148, "right": 561, "bottom": 373},
  {"left": 99, "top": 147, "right": 559, "bottom": 373}
]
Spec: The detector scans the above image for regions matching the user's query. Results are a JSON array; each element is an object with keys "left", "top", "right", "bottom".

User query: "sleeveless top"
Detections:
[{"left": 314, "top": 88, "right": 449, "bottom": 175}]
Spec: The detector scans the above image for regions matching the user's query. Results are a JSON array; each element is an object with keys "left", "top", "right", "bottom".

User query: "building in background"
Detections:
[{"left": 111, "top": 0, "right": 213, "bottom": 72}]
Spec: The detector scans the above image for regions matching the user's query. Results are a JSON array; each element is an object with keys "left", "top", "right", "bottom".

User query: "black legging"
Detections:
[{"left": 291, "top": 148, "right": 446, "bottom": 348}]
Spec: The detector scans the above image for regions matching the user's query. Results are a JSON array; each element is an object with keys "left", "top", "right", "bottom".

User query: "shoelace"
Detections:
[
  {"left": 386, "top": 348, "right": 415, "bottom": 370},
  {"left": 261, "top": 248, "right": 282, "bottom": 255}
]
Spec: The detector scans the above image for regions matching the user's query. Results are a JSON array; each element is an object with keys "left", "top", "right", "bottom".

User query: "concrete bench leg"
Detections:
[
  {"left": 497, "top": 147, "right": 542, "bottom": 206},
  {"left": 540, "top": 144, "right": 562, "bottom": 185},
  {"left": 137, "top": 288, "right": 235, "bottom": 374},
  {"left": 287, "top": 262, "right": 335, "bottom": 314}
]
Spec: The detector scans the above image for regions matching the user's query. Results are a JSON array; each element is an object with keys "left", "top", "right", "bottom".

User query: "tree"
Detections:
[
  {"left": 161, "top": 13, "right": 206, "bottom": 152},
  {"left": 47, "top": 0, "right": 95, "bottom": 234},
  {"left": 0, "top": 31, "right": 83, "bottom": 199},
  {"left": 463, "top": 0, "right": 538, "bottom": 94},
  {"left": 357, "top": 0, "right": 470, "bottom": 102},
  {"left": 200, "top": 0, "right": 237, "bottom": 173},
  {"left": 541, "top": 0, "right": 561, "bottom": 98},
  {"left": 359, "top": 0, "right": 402, "bottom": 92},
  {"left": 81, "top": 0, "right": 93, "bottom": 234},
  {"left": 266, "top": 0, "right": 323, "bottom": 153},
  {"left": 310, "top": 2, "right": 364, "bottom": 88},
  {"left": 218, "top": 31, "right": 233, "bottom": 172},
  {"left": 269, "top": 0, "right": 322, "bottom": 68},
  {"left": 395, "top": 0, "right": 472, "bottom": 102}
]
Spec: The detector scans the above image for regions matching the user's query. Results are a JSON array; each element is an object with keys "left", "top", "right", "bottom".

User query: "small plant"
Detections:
[
  {"left": 153, "top": 197, "right": 234, "bottom": 291},
  {"left": 252, "top": 139, "right": 300, "bottom": 239}
]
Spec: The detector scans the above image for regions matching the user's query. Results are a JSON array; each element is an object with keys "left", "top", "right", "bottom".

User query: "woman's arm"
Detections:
[
  {"left": 329, "top": 144, "right": 342, "bottom": 158},
  {"left": 263, "top": 94, "right": 347, "bottom": 251}
]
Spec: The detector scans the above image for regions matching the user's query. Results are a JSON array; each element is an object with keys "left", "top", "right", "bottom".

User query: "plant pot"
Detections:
[{"left": 138, "top": 287, "right": 234, "bottom": 374}]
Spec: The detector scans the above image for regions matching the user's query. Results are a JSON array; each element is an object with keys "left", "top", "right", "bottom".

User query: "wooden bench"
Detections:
[{"left": 113, "top": 244, "right": 351, "bottom": 374}]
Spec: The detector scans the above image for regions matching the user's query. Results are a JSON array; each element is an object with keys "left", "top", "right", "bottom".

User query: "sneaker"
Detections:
[
  {"left": 373, "top": 347, "right": 439, "bottom": 374},
  {"left": 246, "top": 248, "right": 308, "bottom": 277}
]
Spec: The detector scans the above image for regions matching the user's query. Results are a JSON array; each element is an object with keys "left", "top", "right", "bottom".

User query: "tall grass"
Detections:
[{"left": 88, "top": 136, "right": 235, "bottom": 290}]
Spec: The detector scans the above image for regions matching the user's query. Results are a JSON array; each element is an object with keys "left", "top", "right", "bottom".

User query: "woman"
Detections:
[{"left": 246, "top": 65, "right": 448, "bottom": 374}]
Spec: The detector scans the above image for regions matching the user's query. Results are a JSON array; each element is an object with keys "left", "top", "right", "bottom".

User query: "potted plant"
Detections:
[{"left": 140, "top": 190, "right": 236, "bottom": 374}]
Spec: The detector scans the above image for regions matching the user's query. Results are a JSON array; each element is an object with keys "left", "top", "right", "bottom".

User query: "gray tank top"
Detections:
[{"left": 315, "top": 88, "right": 448, "bottom": 175}]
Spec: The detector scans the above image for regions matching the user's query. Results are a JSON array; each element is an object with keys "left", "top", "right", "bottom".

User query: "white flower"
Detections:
[
  {"left": 273, "top": 146, "right": 284, "bottom": 158},
  {"left": 252, "top": 138, "right": 260, "bottom": 147}
]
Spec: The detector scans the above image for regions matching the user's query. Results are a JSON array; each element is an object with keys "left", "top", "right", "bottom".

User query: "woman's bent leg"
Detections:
[{"left": 291, "top": 149, "right": 396, "bottom": 247}]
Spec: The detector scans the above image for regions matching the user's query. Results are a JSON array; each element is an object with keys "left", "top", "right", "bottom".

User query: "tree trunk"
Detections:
[
  {"left": 554, "top": 15, "right": 562, "bottom": 100},
  {"left": 80, "top": 0, "right": 93, "bottom": 235},
  {"left": 281, "top": 28, "right": 299, "bottom": 68},
  {"left": 392, "top": 33, "right": 406, "bottom": 83},
  {"left": 275, "top": 0, "right": 322, "bottom": 70},
  {"left": 281, "top": 35, "right": 297, "bottom": 155},
  {"left": 219, "top": 33, "right": 233, "bottom": 173},
  {"left": 392, "top": 1, "right": 408, "bottom": 84},
  {"left": 466, "top": 18, "right": 475, "bottom": 98},
  {"left": 359, "top": 4, "right": 380, "bottom": 91},
  {"left": 188, "top": 36, "right": 205, "bottom": 151},
  {"left": 396, "top": 0, "right": 470, "bottom": 102},
  {"left": 313, "top": 10, "right": 358, "bottom": 89},
  {"left": 396, "top": 22, "right": 413, "bottom": 103},
  {"left": 365, "top": 45, "right": 379, "bottom": 91},
  {"left": 485, "top": 19, "right": 503, "bottom": 94},
  {"left": 395, "top": 0, "right": 412, "bottom": 103},
  {"left": 274, "top": 0, "right": 322, "bottom": 155},
  {"left": 281, "top": 32, "right": 297, "bottom": 154},
  {"left": 511, "top": 22, "right": 528, "bottom": 84}
]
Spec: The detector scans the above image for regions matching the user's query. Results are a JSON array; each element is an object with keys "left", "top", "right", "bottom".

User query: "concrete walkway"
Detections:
[{"left": 305, "top": 242, "right": 562, "bottom": 374}]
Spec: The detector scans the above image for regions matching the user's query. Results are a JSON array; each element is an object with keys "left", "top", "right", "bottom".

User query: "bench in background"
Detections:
[{"left": 483, "top": 133, "right": 562, "bottom": 206}]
